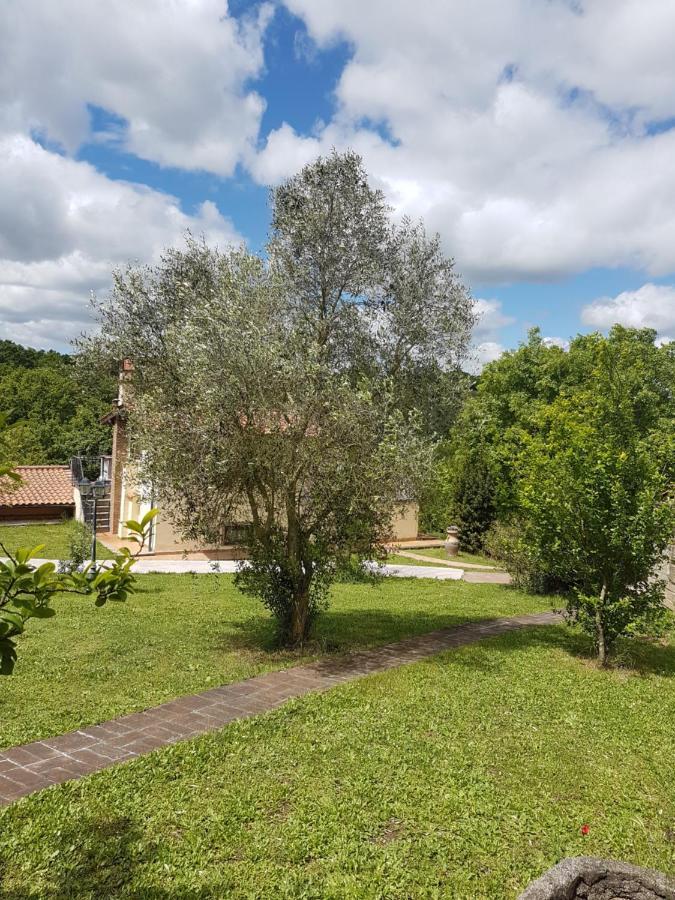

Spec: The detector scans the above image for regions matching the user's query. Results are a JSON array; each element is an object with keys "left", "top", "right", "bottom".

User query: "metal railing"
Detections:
[{"left": 71, "top": 456, "right": 113, "bottom": 532}]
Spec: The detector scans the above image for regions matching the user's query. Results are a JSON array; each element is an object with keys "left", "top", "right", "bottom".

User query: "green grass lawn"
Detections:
[
  {"left": 403, "top": 547, "right": 497, "bottom": 567},
  {"left": 1, "top": 624, "right": 673, "bottom": 898},
  {"left": 0, "top": 521, "right": 114, "bottom": 560},
  {"left": 0, "top": 574, "right": 548, "bottom": 750}
]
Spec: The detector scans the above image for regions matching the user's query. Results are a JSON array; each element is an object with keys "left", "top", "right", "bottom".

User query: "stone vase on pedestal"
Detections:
[{"left": 444, "top": 526, "right": 460, "bottom": 557}]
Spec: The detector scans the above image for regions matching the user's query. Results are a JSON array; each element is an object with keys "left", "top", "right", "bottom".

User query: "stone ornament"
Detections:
[
  {"left": 518, "top": 856, "right": 675, "bottom": 900},
  {"left": 444, "top": 525, "right": 460, "bottom": 557}
]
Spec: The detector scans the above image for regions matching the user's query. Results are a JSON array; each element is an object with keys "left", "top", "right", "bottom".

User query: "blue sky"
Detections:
[
  {"left": 77, "top": 5, "right": 352, "bottom": 251},
  {"left": 1, "top": 0, "right": 675, "bottom": 360}
]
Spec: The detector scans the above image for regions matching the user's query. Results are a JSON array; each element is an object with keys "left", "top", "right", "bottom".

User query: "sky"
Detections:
[{"left": 1, "top": 0, "right": 675, "bottom": 365}]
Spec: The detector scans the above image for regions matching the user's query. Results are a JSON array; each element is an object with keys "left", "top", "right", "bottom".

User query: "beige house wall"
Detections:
[
  {"left": 151, "top": 516, "right": 225, "bottom": 555},
  {"left": 112, "top": 431, "right": 419, "bottom": 552},
  {"left": 390, "top": 502, "right": 419, "bottom": 542},
  {"left": 115, "top": 472, "right": 244, "bottom": 556},
  {"left": 116, "top": 483, "right": 419, "bottom": 555}
]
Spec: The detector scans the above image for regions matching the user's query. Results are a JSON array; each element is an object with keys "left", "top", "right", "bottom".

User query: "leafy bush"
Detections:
[
  {"left": 483, "top": 521, "right": 562, "bottom": 594},
  {"left": 419, "top": 443, "right": 496, "bottom": 550},
  {"left": 0, "top": 509, "right": 157, "bottom": 674},
  {"left": 515, "top": 354, "right": 675, "bottom": 663},
  {"left": 59, "top": 520, "right": 94, "bottom": 573},
  {"left": 451, "top": 448, "right": 496, "bottom": 553}
]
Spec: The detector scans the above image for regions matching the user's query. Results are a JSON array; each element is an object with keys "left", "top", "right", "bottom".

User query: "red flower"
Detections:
[{"left": 581, "top": 824, "right": 590, "bottom": 836}]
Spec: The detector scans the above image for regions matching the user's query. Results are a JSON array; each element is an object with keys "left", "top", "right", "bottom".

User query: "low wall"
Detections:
[{"left": 0, "top": 505, "right": 74, "bottom": 524}]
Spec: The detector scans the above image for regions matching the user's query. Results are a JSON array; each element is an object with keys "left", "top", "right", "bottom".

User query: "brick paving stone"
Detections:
[
  {"left": 0, "top": 611, "right": 559, "bottom": 807},
  {"left": 41, "top": 732, "right": 97, "bottom": 753}
]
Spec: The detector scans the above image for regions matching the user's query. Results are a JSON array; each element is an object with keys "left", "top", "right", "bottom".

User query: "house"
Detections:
[
  {"left": 0, "top": 465, "right": 75, "bottom": 524},
  {"left": 87, "top": 362, "right": 419, "bottom": 557}
]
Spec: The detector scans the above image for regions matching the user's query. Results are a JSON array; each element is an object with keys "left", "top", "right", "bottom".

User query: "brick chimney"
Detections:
[{"left": 108, "top": 359, "right": 133, "bottom": 535}]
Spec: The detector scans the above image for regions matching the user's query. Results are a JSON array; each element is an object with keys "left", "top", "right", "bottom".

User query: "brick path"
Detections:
[{"left": 0, "top": 611, "right": 559, "bottom": 806}]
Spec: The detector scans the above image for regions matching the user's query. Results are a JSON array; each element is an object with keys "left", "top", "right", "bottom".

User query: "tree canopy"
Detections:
[
  {"left": 83, "top": 150, "right": 475, "bottom": 644},
  {"left": 517, "top": 338, "right": 675, "bottom": 662},
  {"left": 0, "top": 340, "right": 114, "bottom": 465},
  {"left": 433, "top": 325, "right": 675, "bottom": 662},
  {"left": 431, "top": 326, "right": 675, "bottom": 547}
]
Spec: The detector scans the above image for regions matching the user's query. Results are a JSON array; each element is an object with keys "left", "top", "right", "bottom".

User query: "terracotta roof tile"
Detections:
[{"left": 0, "top": 466, "right": 74, "bottom": 507}]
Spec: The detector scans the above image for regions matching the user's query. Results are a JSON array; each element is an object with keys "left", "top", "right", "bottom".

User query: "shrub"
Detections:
[
  {"left": 483, "top": 521, "right": 563, "bottom": 594},
  {"left": 451, "top": 449, "right": 496, "bottom": 553},
  {"left": 59, "top": 520, "right": 94, "bottom": 572}
]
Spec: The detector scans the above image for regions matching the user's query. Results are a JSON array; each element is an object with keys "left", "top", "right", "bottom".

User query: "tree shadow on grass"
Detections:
[
  {"left": 611, "top": 633, "right": 675, "bottom": 677},
  {"left": 204, "top": 592, "right": 675, "bottom": 679},
  {"left": 219, "top": 607, "right": 543, "bottom": 658},
  {"left": 445, "top": 622, "right": 675, "bottom": 678},
  {"left": 0, "top": 813, "right": 219, "bottom": 900}
]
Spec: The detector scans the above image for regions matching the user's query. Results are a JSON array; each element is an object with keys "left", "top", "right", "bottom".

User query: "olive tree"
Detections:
[{"left": 84, "top": 151, "right": 474, "bottom": 645}]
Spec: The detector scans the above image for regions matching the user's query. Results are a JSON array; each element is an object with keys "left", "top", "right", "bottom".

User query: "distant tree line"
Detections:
[{"left": 0, "top": 339, "right": 114, "bottom": 465}]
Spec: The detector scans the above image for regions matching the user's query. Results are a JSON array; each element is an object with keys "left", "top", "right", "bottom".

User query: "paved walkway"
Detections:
[
  {"left": 393, "top": 549, "right": 499, "bottom": 570},
  {"left": 5, "top": 557, "right": 466, "bottom": 581},
  {"left": 464, "top": 570, "right": 512, "bottom": 584},
  {"left": 0, "top": 611, "right": 559, "bottom": 806}
]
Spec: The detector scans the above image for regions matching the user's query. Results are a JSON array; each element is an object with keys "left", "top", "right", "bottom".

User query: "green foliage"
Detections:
[
  {"left": 444, "top": 326, "right": 675, "bottom": 527},
  {"left": 483, "top": 520, "right": 560, "bottom": 593},
  {"left": 421, "top": 427, "right": 497, "bottom": 552},
  {"left": 0, "top": 339, "right": 68, "bottom": 371},
  {"left": 83, "top": 151, "right": 474, "bottom": 645},
  {"left": 444, "top": 326, "right": 675, "bottom": 590},
  {"left": 450, "top": 447, "right": 495, "bottom": 553},
  {"left": 515, "top": 336, "right": 675, "bottom": 662},
  {"left": 59, "top": 520, "right": 95, "bottom": 572},
  {"left": 235, "top": 527, "right": 333, "bottom": 643},
  {"left": 0, "top": 511, "right": 157, "bottom": 674},
  {"left": 0, "top": 340, "right": 114, "bottom": 465}
]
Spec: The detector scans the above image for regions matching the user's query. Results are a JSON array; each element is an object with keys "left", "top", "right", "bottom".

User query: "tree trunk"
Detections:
[
  {"left": 285, "top": 493, "right": 313, "bottom": 646},
  {"left": 596, "top": 583, "right": 607, "bottom": 666},
  {"left": 288, "top": 587, "right": 311, "bottom": 646}
]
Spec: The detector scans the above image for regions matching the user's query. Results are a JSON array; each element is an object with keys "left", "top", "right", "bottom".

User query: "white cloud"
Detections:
[
  {"left": 0, "top": 0, "right": 271, "bottom": 175},
  {"left": 464, "top": 297, "right": 514, "bottom": 372},
  {"left": 3, "top": 0, "right": 675, "bottom": 352},
  {"left": 469, "top": 341, "right": 506, "bottom": 373},
  {"left": 0, "top": 1, "right": 269, "bottom": 351},
  {"left": 265, "top": 0, "right": 675, "bottom": 282},
  {"left": 542, "top": 336, "right": 570, "bottom": 350},
  {"left": 0, "top": 135, "right": 241, "bottom": 350},
  {"left": 581, "top": 283, "right": 675, "bottom": 339},
  {"left": 473, "top": 298, "right": 515, "bottom": 342}
]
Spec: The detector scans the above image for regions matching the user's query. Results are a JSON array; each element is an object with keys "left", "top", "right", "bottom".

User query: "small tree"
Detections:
[
  {"left": 517, "top": 346, "right": 674, "bottom": 663},
  {"left": 83, "top": 151, "right": 474, "bottom": 645},
  {"left": 449, "top": 443, "right": 496, "bottom": 553}
]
